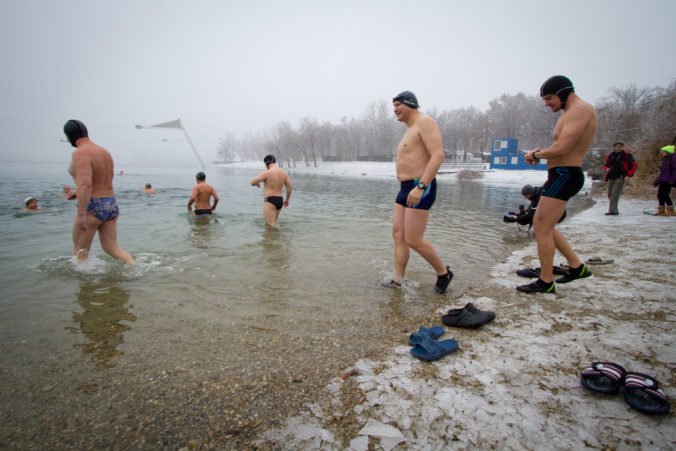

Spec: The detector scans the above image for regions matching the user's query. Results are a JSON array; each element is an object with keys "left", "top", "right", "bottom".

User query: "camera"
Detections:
[
  {"left": 519, "top": 204, "right": 525, "bottom": 213},
  {"left": 503, "top": 215, "right": 517, "bottom": 223}
]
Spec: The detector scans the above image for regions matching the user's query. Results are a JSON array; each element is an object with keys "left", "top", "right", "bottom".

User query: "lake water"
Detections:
[{"left": 0, "top": 160, "right": 591, "bottom": 447}]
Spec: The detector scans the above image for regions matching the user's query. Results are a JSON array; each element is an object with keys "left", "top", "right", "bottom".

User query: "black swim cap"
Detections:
[
  {"left": 264, "top": 155, "right": 276, "bottom": 165},
  {"left": 540, "top": 75, "right": 574, "bottom": 108},
  {"left": 521, "top": 184, "right": 535, "bottom": 196},
  {"left": 63, "top": 119, "right": 88, "bottom": 147},
  {"left": 393, "top": 91, "right": 419, "bottom": 109},
  {"left": 196, "top": 171, "right": 206, "bottom": 180}
]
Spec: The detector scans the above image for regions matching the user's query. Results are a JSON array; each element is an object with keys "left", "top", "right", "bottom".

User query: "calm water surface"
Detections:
[{"left": 0, "top": 161, "right": 590, "bottom": 446}]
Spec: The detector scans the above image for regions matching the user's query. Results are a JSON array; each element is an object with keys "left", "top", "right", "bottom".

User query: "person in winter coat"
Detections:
[
  {"left": 603, "top": 141, "right": 637, "bottom": 215},
  {"left": 652, "top": 137, "right": 676, "bottom": 216}
]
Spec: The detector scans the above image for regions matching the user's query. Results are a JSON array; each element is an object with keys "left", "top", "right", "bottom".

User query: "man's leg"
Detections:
[
  {"left": 392, "top": 204, "right": 410, "bottom": 283},
  {"left": 403, "top": 209, "right": 446, "bottom": 275},
  {"left": 98, "top": 218, "right": 135, "bottom": 264},
  {"left": 72, "top": 214, "right": 100, "bottom": 262},
  {"left": 531, "top": 196, "right": 568, "bottom": 283},
  {"left": 263, "top": 203, "right": 278, "bottom": 228}
]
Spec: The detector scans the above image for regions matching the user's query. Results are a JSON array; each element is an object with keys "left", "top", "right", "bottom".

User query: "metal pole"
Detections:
[{"left": 178, "top": 119, "right": 206, "bottom": 170}]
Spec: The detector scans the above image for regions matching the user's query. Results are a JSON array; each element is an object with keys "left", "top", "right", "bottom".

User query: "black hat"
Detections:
[
  {"left": 196, "top": 171, "right": 206, "bottom": 180},
  {"left": 63, "top": 119, "right": 88, "bottom": 147},
  {"left": 539, "top": 75, "right": 574, "bottom": 107},
  {"left": 393, "top": 91, "right": 419, "bottom": 109},
  {"left": 264, "top": 155, "right": 276, "bottom": 165}
]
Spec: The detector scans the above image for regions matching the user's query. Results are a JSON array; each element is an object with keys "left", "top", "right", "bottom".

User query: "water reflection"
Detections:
[
  {"left": 187, "top": 214, "right": 218, "bottom": 249},
  {"left": 66, "top": 279, "right": 136, "bottom": 370}
]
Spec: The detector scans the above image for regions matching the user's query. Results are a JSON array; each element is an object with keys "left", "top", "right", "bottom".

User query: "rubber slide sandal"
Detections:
[
  {"left": 410, "top": 336, "right": 459, "bottom": 361},
  {"left": 580, "top": 362, "right": 626, "bottom": 395},
  {"left": 623, "top": 372, "right": 670, "bottom": 415},
  {"left": 585, "top": 257, "right": 615, "bottom": 265},
  {"left": 408, "top": 325, "right": 445, "bottom": 346}
]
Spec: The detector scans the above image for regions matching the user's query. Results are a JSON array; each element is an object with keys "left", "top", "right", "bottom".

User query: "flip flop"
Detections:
[
  {"left": 408, "top": 325, "right": 445, "bottom": 346},
  {"left": 410, "top": 336, "right": 459, "bottom": 361},
  {"left": 585, "top": 257, "right": 615, "bottom": 265},
  {"left": 580, "top": 362, "right": 626, "bottom": 394},
  {"left": 623, "top": 372, "right": 671, "bottom": 415}
]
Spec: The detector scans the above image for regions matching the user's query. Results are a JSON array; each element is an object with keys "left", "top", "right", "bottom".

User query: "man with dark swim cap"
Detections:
[
  {"left": 63, "top": 119, "right": 134, "bottom": 264},
  {"left": 389, "top": 90, "right": 453, "bottom": 294},
  {"left": 250, "top": 155, "right": 292, "bottom": 228},
  {"left": 188, "top": 171, "right": 219, "bottom": 215},
  {"left": 517, "top": 76, "right": 598, "bottom": 293}
]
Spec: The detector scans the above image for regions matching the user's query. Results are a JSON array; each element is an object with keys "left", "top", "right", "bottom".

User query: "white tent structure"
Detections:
[{"left": 135, "top": 119, "right": 206, "bottom": 169}]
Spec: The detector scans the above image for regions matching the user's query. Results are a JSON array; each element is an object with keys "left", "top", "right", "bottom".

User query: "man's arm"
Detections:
[
  {"left": 284, "top": 175, "right": 292, "bottom": 206},
  {"left": 187, "top": 186, "right": 198, "bottom": 212},
  {"left": 250, "top": 171, "right": 267, "bottom": 187},
  {"left": 530, "top": 105, "right": 595, "bottom": 160},
  {"left": 418, "top": 116, "right": 445, "bottom": 184},
  {"left": 211, "top": 188, "right": 219, "bottom": 211},
  {"left": 72, "top": 152, "right": 93, "bottom": 229}
]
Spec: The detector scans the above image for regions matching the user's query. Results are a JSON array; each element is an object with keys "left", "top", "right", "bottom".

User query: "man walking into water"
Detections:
[
  {"left": 188, "top": 172, "right": 219, "bottom": 215},
  {"left": 389, "top": 91, "right": 453, "bottom": 294},
  {"left": 518, "top": 75, "right": 598, "bottom": 293},
  {"left": 250, "top": 155, "right": 292, "bottom": 228},
  {"left": 63, "top": 119, "right": 134, "bottom": 264}
]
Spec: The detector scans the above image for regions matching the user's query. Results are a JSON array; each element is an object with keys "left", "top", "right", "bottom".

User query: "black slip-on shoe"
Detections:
[{"left": 516, "top": 278, "right": 555, "bottom": 294}]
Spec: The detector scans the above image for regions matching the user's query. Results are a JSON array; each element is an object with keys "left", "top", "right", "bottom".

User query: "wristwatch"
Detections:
[{"left": 417, "top": 181, "right": 427, "bottom": 190}]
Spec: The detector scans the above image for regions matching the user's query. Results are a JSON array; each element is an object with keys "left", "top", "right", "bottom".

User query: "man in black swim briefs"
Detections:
[
  {"left": 517, "top": 76, "right": 598, "bottom": 294},
  {"left": 63, "top": 119, "right": 134, "bottom": 264},
  {"left": 250, "top": 155, "right": 292, "bottom": 228},
  {"left": 188, "top": 172, "right": 219, "bottom": 216},
  {"left": 390, "top": 91, "right": 453, "bottom": 294}
]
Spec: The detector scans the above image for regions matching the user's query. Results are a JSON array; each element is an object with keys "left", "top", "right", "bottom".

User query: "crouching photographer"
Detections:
[{"left": 504, "top": 184, "right": 566, "bottom": 230}]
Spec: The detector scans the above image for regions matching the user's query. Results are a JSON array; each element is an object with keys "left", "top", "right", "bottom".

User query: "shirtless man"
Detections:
[
  {"left": 389, "top": 91, "right": 453, "bottom": 294},
  {"left": 64, "top": 119, "right": 135, "bottom": 264},
  {"left": 188, "top": 172, "right": 219, "bottom": 215},
  {"left": 250, "top": 155, "right": 292, "bottom": 228},
  {"left": 517, "top": 75, "right": 598, "bottom": 293}
]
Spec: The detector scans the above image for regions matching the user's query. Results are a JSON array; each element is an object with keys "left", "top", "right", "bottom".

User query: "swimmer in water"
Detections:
[
  {"left": 144, "top": 183, "right": 155, "bottom": 194},
  {"left": 23, "top": 197, "right": 41, "bottom": 211},
  {"left": 188, "top": 172, "right": 219, "bottom": 215}
]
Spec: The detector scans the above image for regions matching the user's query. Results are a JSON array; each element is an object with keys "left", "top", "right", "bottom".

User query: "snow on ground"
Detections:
[{"left": 247, "top": 163, "right": 674, "bottom": 450}]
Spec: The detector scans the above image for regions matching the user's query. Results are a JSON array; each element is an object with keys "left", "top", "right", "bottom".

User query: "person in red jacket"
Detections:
[{"left": 603, "top": 141, "right": 637, "bottom": 215}]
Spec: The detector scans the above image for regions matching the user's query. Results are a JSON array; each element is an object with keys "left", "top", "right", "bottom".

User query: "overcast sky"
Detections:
[{"left": 1, "top": 0, "right": 674, "bottom": 166}]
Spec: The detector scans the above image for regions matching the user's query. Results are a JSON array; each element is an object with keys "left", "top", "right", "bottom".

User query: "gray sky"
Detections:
[{"left": 1, "top": 0, "right": 674, "bottom": 166}]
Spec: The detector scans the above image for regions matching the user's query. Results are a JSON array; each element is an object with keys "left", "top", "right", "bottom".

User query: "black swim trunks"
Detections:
[
  {"left": 265, "top": 196, "right": 284, "bottom": 210},
  {"left": 395, "top": 179, "right": 437, "bottom": 210},
  {"left": 194, "top": 209, "right": 212, "bottom": 215},
  {"left": 542, "top": 167, "right": 585, "bottom": 201}
]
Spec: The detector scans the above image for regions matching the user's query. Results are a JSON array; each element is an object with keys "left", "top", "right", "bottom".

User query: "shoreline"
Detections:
[{"left": 258, "top": 197, "right": 675, "bottom": 449}]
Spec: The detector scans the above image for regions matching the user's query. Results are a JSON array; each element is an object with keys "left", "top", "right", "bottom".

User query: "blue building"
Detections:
[{"left": 490, "top": 138, "right": 546, "bottom": 170}]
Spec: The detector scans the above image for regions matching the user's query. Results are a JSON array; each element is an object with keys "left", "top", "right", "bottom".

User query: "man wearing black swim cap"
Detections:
[
  {"left": 389, "top": 91, "right": 453, "bottom": 294},
  {"left": 517, "top": 76, "right": 598, "bottom": 294},
  {"left": 63, "top": 119, "right": 135, "bottom": 264}
]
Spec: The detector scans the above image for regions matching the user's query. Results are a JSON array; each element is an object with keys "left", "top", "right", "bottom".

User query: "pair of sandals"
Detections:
[
  {"left": 580, "top": 362, "right": 670, "bottom": 415},
  {"left": 408, "top": 326, "right": 459, "bottom": 361}
]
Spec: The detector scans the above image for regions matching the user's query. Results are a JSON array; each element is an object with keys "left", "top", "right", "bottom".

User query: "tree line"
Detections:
[{"left": 216, "top": 81, "right": 676, "bottom": 174}]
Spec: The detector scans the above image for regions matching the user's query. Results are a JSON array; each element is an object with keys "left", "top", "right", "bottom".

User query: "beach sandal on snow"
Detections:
[
  {"left": 580, "top": 362, "right": 626, "bottom": 394},
  {"left": 623, "top": 372, "right": 671, "bottom": 415},
  {"left": 408, "top": 325, "right": 445, "bottom": 346},
  {"left": 585, "top": 257, "right": 615, "bottom": 265},
  {"left": 410, "top": 336, "right": 459, "bottom": 361},
  {"left": 516, "top": 265, "right": 569, "bottom": 278}
]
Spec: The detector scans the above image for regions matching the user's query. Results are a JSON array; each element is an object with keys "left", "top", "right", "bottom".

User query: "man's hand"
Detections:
[
  {"left": 407, "top": 188, "right": 422, "bottom": 208},
  {"left": 76, "top": 213, "right": 88, "bottom": 231},
  {"left": 525, "top": 149, "right": 540, "bottom": 165}
]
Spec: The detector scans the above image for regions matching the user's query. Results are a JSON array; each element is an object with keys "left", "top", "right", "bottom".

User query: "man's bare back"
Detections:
[
  {"left": 188, "top": 172, "right": 219, "bottom": 214},
  {"left": 69, "top": 141, "right": 115, "bottom": 198}
]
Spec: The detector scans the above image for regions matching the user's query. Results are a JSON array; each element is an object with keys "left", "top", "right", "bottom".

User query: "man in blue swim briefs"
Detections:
[
  {"left": 64, "top": 119, "right": 135, "bottom": 264},
  {"left": 517, "top": 76, "right": 598, "bottom": 294},
  {"left": 250, "top": 155, "right": 293, "bottom": 228},
  {"left": 389, "top": 91, "right": 453, "bottom": 294}
]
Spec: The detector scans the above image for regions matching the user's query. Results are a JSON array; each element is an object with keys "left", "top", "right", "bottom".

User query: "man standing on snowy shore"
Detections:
[
  {"left": 518, "top": 76, "right": 598, "bottom": 293},
  {"left": 388, "top": 91, "right": 453, "bottom": 294}
]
